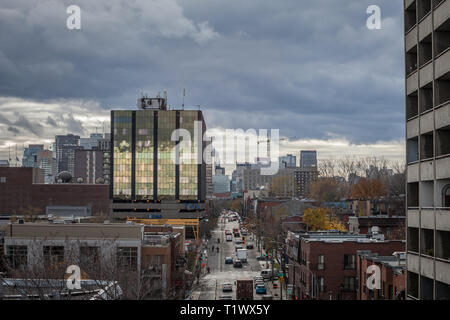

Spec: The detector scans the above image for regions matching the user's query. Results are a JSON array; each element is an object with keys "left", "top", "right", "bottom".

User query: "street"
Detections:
[{"left": 190, "top": 214, "right": 285, "bottom": 300}]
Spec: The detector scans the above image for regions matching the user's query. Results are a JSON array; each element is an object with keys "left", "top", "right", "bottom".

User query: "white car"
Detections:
[{"left": 222, "top": 282, "right": 233, "bottom": 292}]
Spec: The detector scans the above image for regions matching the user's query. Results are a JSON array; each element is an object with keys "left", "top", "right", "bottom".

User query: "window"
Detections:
[
  {"left": 443, "top": 185, "right": 450, "bottom": 207},
  {"left": 343, "top": 277, "right": 356, "bottom": 291},
  {"left": 116, "top": 247, "right": 138, "bottom": 270},
  {"left": 0, "top": 177, "right": 5, "bottom": 183},
  {"left": 344, "top": 254, "right": 356, "bottom": 270},
  {"left": 318, "top": 276, "right": 325, "bottom": 292},
  {"left": 6, "top": 245, "right": 27, "bottom": 269},
  {"left": 79, "top": 245, "right": 99, "bottom": 267},
  {"left": 318, "top": 254, "right": 325, "bottom": 270},
  {"left": 43, "top": 246, "right": 65, "bottom": 265}
]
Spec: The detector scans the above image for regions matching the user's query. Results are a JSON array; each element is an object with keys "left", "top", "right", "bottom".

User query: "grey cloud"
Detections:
[
  {"left": 7, "top": 126, "right": 20, "bottom": 134},
  {"left": 46, "top": 116, "right": 57, "bottom": 126},
  {"left": 0, "top": 0, "right": 405, "bottom": 144}
]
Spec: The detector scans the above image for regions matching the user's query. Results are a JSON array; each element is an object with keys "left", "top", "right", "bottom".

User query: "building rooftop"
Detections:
[
  {"left": 290, "top": 230, "right": 400, "bottom": 243},
  {"left": 357, "top": 250, "right": 406, "bottom": 273}
]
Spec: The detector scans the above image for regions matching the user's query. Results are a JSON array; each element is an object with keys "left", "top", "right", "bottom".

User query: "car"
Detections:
[
  {"left": 253, "top": 276, "right": 264, "bottom": 282},
  {"left": 224, "top": 257, "right": 233, "bottom": 264},
  {"left": 219, "top": 295, "right": 233, "bottom": 300},
  {"left": 246, "top": 243, "right": 254, "bottom": 249},
  {"left": 233, "top": 259, "right": 243, "bottom": 268},
  {"left": 254, "top": 280, "right": 265, "bottom": 288},
  {"left": 273, "top": 282, "right": 279, "bottom": 289},
  {"left": 235, "top": 245, "right": 243, "bottom": 251},
  {"left": 261, "top": 294, "right": 273, "bottom": 300},
  {"left": 256, "top": 255, "right": 267, "bottom": 261},
  {"left": 222, "top": 283, "right": 233, "bottom": 292},
  {"left": 234, "top": 233, "right": 240, "bottom": 237},
  {"left": 235, "top": 239, "right": 242, "bottom": 244},
  {"left": 255, "top": 284, "right": 267, "bottom": 294}
]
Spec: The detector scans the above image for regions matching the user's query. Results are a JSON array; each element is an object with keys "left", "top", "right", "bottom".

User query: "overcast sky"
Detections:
[{"left": 0, "top": 0, "right": 405, "bottom": 165}]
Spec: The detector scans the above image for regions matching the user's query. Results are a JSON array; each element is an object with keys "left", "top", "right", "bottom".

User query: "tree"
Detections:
[
  {"left": 270, "top": 175, "right": 294, "bottom": 197},
  {"left": 351, "top": 178, "right": 387, "bottom": 199},
  {"left": 310, "top": 178, "right": 346, "bottom": 203},
  {"left": 302, "top": 208, "right": 346, "bottom": 232}
]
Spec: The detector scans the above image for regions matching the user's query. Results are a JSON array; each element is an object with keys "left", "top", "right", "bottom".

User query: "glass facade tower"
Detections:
[{"left": 111, "top": 109, "right": 205, "bottom": 203}]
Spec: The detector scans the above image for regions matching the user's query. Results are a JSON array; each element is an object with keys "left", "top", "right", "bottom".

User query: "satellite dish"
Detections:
[
  {"left": 96, "top": 177, "right": 105, "bottom": 184},
  {"left": 56, "top": 171, "right": 72, "bottom": 183},
  {"left": 76, "top": 177, "right": 84, "bottom": 183}
]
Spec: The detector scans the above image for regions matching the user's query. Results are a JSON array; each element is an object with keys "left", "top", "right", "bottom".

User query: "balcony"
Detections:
[
  {"left": 436, "top": 230, "right": 450, "bottom": 260},
  {"left": 406, "top": 91, "right": 419, "bottom": 119},
  {"left": 436, "top": 125, "right": 450, "bottom": 157},
  {"left": 405, "top": 1, "right": 417, "bottom": 32},
  {"left": 408, "top": 182, "right": 419, "bottom": 207},
  {"left": 419, "top": 82, "right": 433, "bottom": 113},
  {"left": 418, "top": 0, "right": 432, "bottom": 21},
  {"left": 420, "top": 228, "right": 434, "bottom": 256},
  {"left": 408, "top": 227, "right": 420, "bottom": 253},
  {"left": 434, "top": 16, "right": 450, "bottom": 57},
  {"left": 407, "top": 271, "right": 419, "bottom": 299},
  {"left": 406, "top": 46, "right": 418, "bottom": 76}
]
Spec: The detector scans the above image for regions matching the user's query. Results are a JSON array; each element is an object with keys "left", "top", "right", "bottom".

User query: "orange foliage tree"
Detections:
[
  {"left": 351, "top": 178, "right": 387, "bottom": 199},
  {"left": 302, "top": 208, "right": 347, "bottom": 231}
]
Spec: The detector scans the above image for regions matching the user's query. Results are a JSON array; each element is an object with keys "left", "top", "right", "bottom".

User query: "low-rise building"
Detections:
[
  {"left": 285, "top": 230, "right": 405, "bottom": 300},
  {"left": 356, "top": 250, "right": 406, "bottom": 300}
]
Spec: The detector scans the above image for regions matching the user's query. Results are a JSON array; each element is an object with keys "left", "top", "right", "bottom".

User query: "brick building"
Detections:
[
  {"left": 285, "top": 231, "right": 405, "bottom": 300},
  {"left": 0, "top": 167, "right": 109, "bottom": 216},
  {"left": 357, "top": 250, "right": 406, "bottom": 300},
  {"left": 348, "top": 216, "right": 406, "bottom": 240}
]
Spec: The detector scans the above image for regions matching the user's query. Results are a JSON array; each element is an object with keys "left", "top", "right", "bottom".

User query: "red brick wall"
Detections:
[
  {"left": 0, "top": 167, "right": 109, "bottom": 215},
  {"left": 299, "top": 240, "right": 405, "bottom": 300}
]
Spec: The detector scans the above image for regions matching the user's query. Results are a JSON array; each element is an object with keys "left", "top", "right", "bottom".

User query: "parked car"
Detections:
[
  {"left": 253, "top": 276, "right": 264, "bottom": 282},
  {"left": 254, "top": 280, "right": 265, "bottom": 288},
  {"left": 246, "top": 243, "right": 254, "bottom": 249},
  {"left": 256, "top": 255, "right": 267, "bottom": 261},
  {"left": 233, "top": 259, "right": 243, "bottom": 268},
  {"left": 222, "top": 282, "right": 233, "bottom": 292},
  {"left": 219, "top": 295, "right": 233, "bottom": 300},
  {"left": 224, "top": 256, "right": 233, "bottom": 264},
  {"left": 255, "top": 284, "right": 267, "bottom": 294},
  {"left": 273, "top": 282, "right": 279, "bottom": 289}
]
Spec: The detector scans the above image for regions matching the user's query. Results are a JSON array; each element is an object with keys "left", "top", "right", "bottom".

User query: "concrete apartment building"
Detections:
[
  {"left": 357, "top": 250, "right": 406, "bottom": 300},
  {"left": 404, "top": 0, "right": 450, "bottom": 299},
  {"left": 285, "top": 231, "right": 405, "bottom": 300}
]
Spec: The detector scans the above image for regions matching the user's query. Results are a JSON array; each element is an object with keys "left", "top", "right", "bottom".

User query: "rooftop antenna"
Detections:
[{"left": 182, "top": 88, "right": 185, "bottom": 110}]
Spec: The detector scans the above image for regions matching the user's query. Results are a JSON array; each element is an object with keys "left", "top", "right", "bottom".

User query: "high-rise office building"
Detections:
[
  {"left": 110, "top": 97, "right": 208, "bottom": 220},
  {"left": 80, "top": 133, "right": 104, "bottom": 150},
  {"left": 279, "top": 154, "right": 297, "bottom": 168},
  {"left": 300, "top": 150, "right": 317, "bottom": 168},
  {"left": 404, "top": 0, "right": 450, "bottom": 300},
  {"left": 36, "top": 149, "right": 57, "bottom": 184},
  {"left": 55, "top": 134, "right": 81, "bottom": 176},
  {"left": 22, "top": 144, "right": 44, "bottom": 168}
]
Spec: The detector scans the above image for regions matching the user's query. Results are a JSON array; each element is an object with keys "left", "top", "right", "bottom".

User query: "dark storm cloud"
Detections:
[
  {"left": 46, "top": 116, "right": 57, "bottom": 127},
  {"left": 7, "top": 126, "right": 20, "bottom": 134},
  {"left": 0, "top": 0, "right": 404, "bottom": 143}
]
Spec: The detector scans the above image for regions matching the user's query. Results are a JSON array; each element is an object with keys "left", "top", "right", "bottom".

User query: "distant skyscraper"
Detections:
[
  {"left": 279, "top": 154, "right": 297, "bottom": 168},
  {"left": 36, "top": 149, "right": 57, "bottom": 184},
  {"left": 55, "top": 134, "right": 81, "bottom": 176},
  {"left": 80, "top": 133, "right": 104, "bottom": 150},
  {"left": 300, "top": 150, "right": 317, "bottom": 168},
  {"left": 22, "top": 144, "right": 44, "bottom": 168}
]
